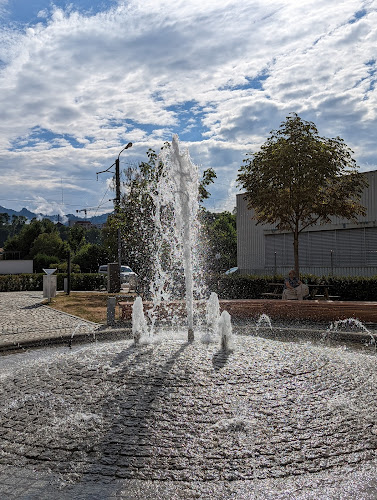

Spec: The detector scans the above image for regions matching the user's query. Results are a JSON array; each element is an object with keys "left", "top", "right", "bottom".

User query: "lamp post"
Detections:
[
  {"left": 96, "top": 142, "right": 133, "bottom": 292},
  {"left": 115, "top": 142, "right": 132, "bottom": 291}
]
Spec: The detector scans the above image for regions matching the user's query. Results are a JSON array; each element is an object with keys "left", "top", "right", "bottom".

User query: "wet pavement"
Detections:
[{"left": 1, "top": 292, "right": 377, "bottom": 498}]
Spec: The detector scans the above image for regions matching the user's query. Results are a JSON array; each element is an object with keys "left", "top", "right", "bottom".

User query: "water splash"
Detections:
[
  {"left": 132, "top": 297, "right": 149, "bottom": 345},
  {"left": 256, "top": 313, "right": 273, "bottom": 332},
  {"left": 219, "top": 310, "right": 233, "bottom": 351},
  {"left": 69, "top": 322, "right": 96, "bottom": 348},
  {"left": 329, "top": 318, "right": 377, "bottom": 349},
  {"left": 202, "top": 292, "right": 220, "bottom": 344}
]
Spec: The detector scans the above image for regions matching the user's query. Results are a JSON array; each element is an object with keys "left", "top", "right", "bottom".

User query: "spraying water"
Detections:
[
  {"left": 256, "top": 313, "right": 273, "bottom": 332},
  {"left": 132, "top": 297, "right": 149, "bottom": 345},
  {"left": 149, "top": 135, "right": 201, "bottom": 341},
  {"left": 202, "top": 292, "right": 221, "bottom": 344},
  {"left": 329, "top": 317, "right": 377, "bottom": 349},
  {"left": 219, "top": 310, "right": 234, "bottom": 351}
]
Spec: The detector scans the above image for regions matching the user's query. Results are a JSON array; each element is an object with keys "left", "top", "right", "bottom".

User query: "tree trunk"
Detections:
[{"left": 293, "top": 224, "right": 299, "bottom": 276}]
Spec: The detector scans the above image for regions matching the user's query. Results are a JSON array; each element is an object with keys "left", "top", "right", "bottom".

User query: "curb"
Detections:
[{"left": 0, "top": 326, "right": 133, "bottom": 353}]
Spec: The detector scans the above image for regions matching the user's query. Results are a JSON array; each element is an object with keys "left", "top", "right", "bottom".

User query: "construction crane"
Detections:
[{"left": 76, "top": 208, "right": 87, "bottom": 218}]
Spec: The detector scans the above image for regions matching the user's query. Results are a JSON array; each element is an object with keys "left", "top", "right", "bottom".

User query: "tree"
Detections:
[
  {"left": 237, "top": 113, "right": 367, "bottom": 275},
  {"left": 0, "top": 213, "right": 10, "bottom": 246},
  {"left": 201, "top": 210, "right": 237, "bottom": 272},
  {"left": 30, "top": 232, "right": 66, "bottom": 259},
  {"left": 4, "top": 218, "right": 56, "bottom": 258},
  {"left": 72, "top": 243, "right": 110, "bottom": 273},
  {"left": 68, "top": 225, "right": 86, "bottom": 254}
]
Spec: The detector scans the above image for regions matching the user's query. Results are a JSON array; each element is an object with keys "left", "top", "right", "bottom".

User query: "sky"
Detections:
[{"left": 0, "top": 0, "right": 376, "bottom": 219}]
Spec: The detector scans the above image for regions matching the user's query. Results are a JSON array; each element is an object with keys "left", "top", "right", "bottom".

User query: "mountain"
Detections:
[{"left": 0, "top": 206, "right": 111, "bottom": 225}]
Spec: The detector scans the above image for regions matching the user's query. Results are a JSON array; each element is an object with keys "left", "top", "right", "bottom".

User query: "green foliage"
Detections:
[
  {"left": 0, "top": 273, "right": 105, "bottom": 292},
  {"left": 0, "top": 274, "right": 43, "bottom": 292},
  {"left": 237, "top": 113, "right": 367, "bottom": 274},
  {"left": 198, "top": 168, "right": 217, "bottom": 202},
  {"left": 0, "top": 213, "right": 10, "bottom": 246},
  {"left": 4, "top": 218, "right": 58, "bottom": 258},
  {"left": 205, "top": 273, "right": 377, "bottom": 301},
  {"left": 207, "top": 274, "right": 270, "bottom": 299},
  {"left": 32, "top": 253, "right": 61, "bottom": 273},
  {"left": 72, "top": 244, "right": 110, "bottom": 273},
  {"left": 66, "top": 273, "right": 106, "bottom": 291},
  {"left": 30, "top": 232, "right": 65, "bottom": 259},
  {"left": 68, "top": 225, "right": 86, "bottom": 253},
  {"left": 202, "top": 210, "right": 237, "bottom": 272},
  {"left": 49, "top": 261, "right": 81, "bottom": 273}
]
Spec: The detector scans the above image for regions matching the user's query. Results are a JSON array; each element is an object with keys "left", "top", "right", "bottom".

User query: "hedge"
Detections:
[
  {"left": 206, "top": 274, "right": 377, "bottom": 301},
  {"left": 0, "top": 273, "right": 106, "bottom": 292},
  {"left": 2, "top": 272, "right": 377, "bottom": 300}
]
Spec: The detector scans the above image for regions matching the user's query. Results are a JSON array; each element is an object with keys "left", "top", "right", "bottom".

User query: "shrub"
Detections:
[{"left": 0, "top": 273, "right": 106, "bottom": 292}]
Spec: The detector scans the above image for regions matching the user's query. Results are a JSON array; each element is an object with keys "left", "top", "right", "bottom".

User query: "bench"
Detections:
[
  {"left": 261, "top": 292, "right": 283, "bottom": 299},
  {"left": 262, "top": 283, "right": 339, "bottom": 301},
  {"left": 261, "top": 283, "right": 284, "bottom": 299}
]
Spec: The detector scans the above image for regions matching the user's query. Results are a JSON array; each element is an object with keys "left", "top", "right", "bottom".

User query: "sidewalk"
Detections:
[{"left": 0, "top": 291, "right": 129, "bottom": 352}]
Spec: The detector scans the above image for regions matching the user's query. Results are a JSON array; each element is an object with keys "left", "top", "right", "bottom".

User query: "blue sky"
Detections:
[{"left": 0, "top": 0, "right": 377, "bottom": 218}]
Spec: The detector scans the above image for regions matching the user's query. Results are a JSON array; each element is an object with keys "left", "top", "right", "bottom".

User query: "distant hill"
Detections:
[{"left": 0, "top": 205, "right": 111, "bottom": 225}]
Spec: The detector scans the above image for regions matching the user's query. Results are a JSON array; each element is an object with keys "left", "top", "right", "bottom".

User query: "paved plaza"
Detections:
[
  {"left": 1, "top": 292, "right": 377, "bottom": 499},
  {"left": 0, "top": 291, "right": 100, "bottom": 350}
]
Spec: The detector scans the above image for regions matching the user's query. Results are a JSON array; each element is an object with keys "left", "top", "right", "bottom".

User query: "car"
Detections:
[
  {"left": 98, "top": 265, "right": 138, "bottom": 284},
  {"left": 224, "top": 267, "right": 239, "bottom": 275}
]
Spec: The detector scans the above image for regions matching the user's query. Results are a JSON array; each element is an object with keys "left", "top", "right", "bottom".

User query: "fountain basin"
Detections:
[
  {"left": 120, "top": 299, "right": 377, "bottom": 323},
  {"left": 0, "top": 334, "right": 376, "bottom": 496}
]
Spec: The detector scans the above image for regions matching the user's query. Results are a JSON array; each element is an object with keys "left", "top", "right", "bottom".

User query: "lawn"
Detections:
[{"left": 48, "top": 292, "right": 131, "bottom": 324}]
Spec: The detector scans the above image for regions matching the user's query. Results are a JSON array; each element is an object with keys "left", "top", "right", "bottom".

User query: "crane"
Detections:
[{"left": 76, "top": 208, "right": 87, "bottom": 218}]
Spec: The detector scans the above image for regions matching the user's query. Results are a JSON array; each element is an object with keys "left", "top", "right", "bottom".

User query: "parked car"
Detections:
[
  {"left": 224, "top": 267, "right": 239, "bottom": 275},
  {"left": 98, "top": 265, "right": 138, "bottom": 285}
]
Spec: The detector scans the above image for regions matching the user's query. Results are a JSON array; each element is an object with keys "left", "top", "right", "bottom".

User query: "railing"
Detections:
[{"left": 0, "top": 251, "right": 21, "bottom": 260}]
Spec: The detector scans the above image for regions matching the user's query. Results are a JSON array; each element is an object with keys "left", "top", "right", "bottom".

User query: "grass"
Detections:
[{"left": 47, "top": 292, "right": 133, "bottom": 324}]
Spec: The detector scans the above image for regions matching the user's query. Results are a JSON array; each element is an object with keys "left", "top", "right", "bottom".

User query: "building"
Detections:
[
  {"left": 68, "top": 219, "right": 93, "bottom": 229},
  {"left": 237, "top": 170, "right": 377, "bottom": 277}
]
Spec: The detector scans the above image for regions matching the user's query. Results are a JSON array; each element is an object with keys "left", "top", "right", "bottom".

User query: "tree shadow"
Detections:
[
  {"left": 212, "top": 348, "right": 231, "bottom": 371},
  {"left": 65, "top": 340, "right": 191, "bottom": 485}
]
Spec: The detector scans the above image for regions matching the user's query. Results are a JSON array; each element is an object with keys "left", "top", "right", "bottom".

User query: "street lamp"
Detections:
[
  {"left": 115, "top": 142, "right": 132, "bottom": 291},
  {"left": 96, "top": 142, "right": 133, "bottom": 292}
]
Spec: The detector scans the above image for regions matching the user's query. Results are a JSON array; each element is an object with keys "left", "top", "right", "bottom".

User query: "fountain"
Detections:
[
  {"left": 0, "top": 137, "right": 377, "bottom": 498},
  {"left": 145, "top": 134, "right": 201, "bottom": 342}
]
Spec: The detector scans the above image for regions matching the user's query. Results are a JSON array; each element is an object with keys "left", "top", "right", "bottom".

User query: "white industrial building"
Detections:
[{"left": 237, "top": 169, "right": 377, "bottom": 277}]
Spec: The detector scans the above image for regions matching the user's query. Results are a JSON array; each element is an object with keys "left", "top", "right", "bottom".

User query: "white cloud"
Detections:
[{"left": 0, "top": 0, "right": 376, "bottom": 214}]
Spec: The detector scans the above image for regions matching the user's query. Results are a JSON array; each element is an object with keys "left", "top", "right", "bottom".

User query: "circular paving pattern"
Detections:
[{"left": 0, "top": 334, "right": 376, "bottom": 488}]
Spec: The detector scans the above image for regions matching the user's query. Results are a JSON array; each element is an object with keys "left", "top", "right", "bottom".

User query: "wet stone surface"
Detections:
[{"left": 0, "top": 333, "right": 377, "bottom": 491}]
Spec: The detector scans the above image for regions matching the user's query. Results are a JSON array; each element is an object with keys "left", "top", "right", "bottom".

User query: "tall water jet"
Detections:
[{"left": 150, "top": 135, "right": 201, "bottom": 341}]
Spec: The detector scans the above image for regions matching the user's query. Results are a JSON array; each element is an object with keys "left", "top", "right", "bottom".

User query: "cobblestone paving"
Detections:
[
  {"left": 0, "top": 330, "right": 377, "bottom": 498},
  {"left": 0, "top": 291, "right": 98, "bottom": 349}
]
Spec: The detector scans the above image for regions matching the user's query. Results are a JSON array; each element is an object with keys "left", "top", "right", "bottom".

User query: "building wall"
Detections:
[
  {"left": 237, "top": 170, "right": 377, "bottom": 277},
  {"left": 0, "top": 260, "right": 33, "bottom": 274}
]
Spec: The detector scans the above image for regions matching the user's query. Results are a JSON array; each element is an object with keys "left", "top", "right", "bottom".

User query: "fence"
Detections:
[{"left": 257, "top": 266, "right": 377, "bottom": 278}]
